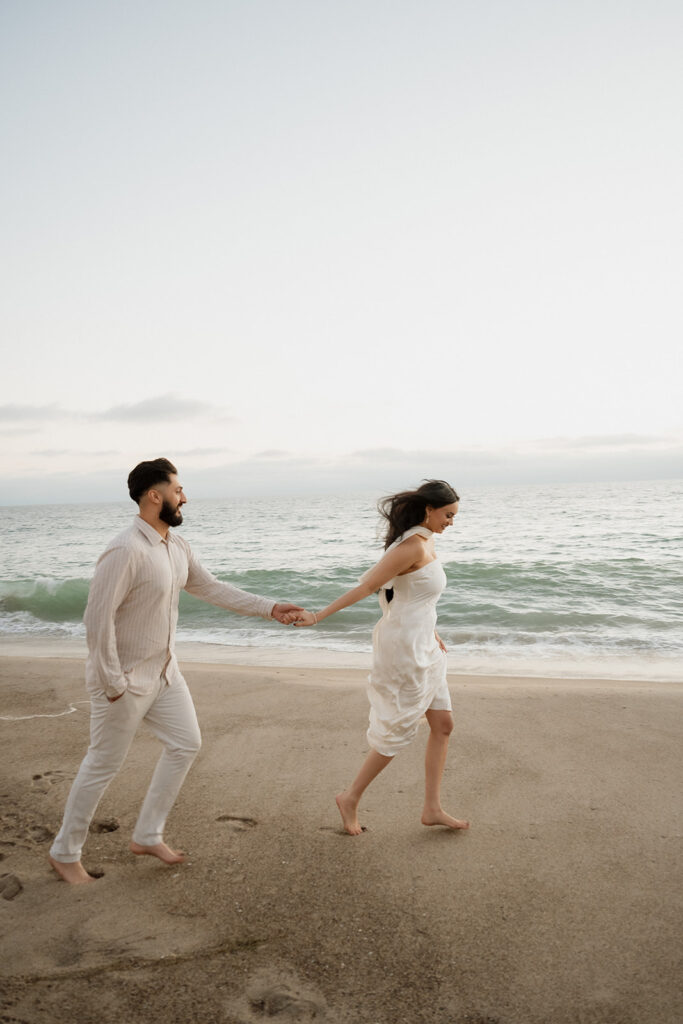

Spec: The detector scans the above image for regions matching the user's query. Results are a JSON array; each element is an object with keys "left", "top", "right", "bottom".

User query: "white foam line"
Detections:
[{"left": 0, "top": 700, "right": 91, "bottom": 722}]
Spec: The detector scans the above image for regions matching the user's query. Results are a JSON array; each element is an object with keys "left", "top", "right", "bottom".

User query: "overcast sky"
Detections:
[{"left": 1, "top": 0, "right": 681, "bottom": 504}]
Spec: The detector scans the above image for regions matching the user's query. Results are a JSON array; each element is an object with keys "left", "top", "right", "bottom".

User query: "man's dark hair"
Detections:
[{"left": 127, "top": 458, "right": 178, "bottom": 505}]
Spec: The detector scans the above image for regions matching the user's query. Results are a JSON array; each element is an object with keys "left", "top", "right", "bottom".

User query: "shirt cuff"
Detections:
[{"left": 104, "top": 675, "right": 128, "bottom": 699}]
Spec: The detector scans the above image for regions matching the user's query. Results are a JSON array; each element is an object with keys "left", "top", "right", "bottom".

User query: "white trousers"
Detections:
[{"left": 49, "top": 676, "right": 201, "bottom": 863}]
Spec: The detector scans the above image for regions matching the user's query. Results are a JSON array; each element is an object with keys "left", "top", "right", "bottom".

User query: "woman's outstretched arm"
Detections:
[{"left": 293, "top": 535, "right": 425, "bottom": 627}]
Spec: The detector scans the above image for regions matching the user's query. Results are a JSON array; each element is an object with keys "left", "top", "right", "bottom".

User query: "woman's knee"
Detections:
[{"left": 428, "top": 711, "right": 453, "bottom": 737}]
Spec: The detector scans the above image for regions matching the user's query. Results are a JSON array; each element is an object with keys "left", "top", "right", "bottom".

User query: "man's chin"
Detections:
[{"left": 159, "top": 508, "right": 183, "bottom": 527}]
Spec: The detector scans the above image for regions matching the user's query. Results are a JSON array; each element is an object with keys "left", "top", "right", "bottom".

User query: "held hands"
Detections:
[
  {"left": 272, "top": 603, "right": 305, "bottom": 625},
  {"left": 272, "top": 603, "right": 317, "bottom": 627},
  {"left": 292, "top": 610, "right": 317, "bottom": 627}
]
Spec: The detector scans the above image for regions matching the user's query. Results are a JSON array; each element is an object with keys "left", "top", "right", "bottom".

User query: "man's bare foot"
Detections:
[
  {"left": 129, "top": 841, "right": 186, "bottom": 864},
  {"left": 335, "top": 792, "right": 363, "bottom": 836},
  {"left": 421, "top": 809, "right": 470, "bottom": 830},
  {"left": 49, "top": 856, "right": 96, "bottom": 884}
]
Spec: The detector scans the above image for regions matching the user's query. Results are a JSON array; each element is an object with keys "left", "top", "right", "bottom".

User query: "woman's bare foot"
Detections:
[
  {"left": 335, "top": 792, "right": 363, "bottom": 836},
  {"left": 421, "top": 809, "right": 470, "bottom": 830},
  {"left": 48, "top": 856, "right": 96, "bottom": 884},
  {"left": 129, "top": 841, "right": 186, "bottom": 864}
]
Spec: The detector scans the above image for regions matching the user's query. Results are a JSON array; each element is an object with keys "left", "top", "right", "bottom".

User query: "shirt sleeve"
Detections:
[
  {"left": 83, "top": 545, "right": 136, "bottom": 698},
  {"left": 183, "top": 546, "right": 276, "bottom": 619}
]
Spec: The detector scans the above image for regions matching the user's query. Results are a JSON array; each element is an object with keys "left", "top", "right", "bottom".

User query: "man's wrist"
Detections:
[{"left": 104, "top": 675, "right": 127, "bottom": 699}]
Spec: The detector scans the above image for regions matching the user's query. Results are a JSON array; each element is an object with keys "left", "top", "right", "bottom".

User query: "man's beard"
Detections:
[{"left": 159, "top": 500, "right": 183, "bottom": 527}]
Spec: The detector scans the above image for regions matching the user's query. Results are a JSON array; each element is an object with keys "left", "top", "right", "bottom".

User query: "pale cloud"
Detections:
[
  {"left": 0, "top": 395, "right": 233, "bottom": 427},
  {"left": 2, "top": 434, "right": 682, "bottom": 505},
  {"left": 149, "top": 441, "right": 683, "bottom": 498},
  {"left": 95, "top": 395, "right": 224, "bottom": 422},
  {"left": 0, "top": 403, "right": 68, "bottom": 422}
]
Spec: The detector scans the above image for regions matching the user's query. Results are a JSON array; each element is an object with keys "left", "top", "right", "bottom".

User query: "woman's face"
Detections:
[{"left": 426, "top": 502, "right": 459, "bottom": 533}]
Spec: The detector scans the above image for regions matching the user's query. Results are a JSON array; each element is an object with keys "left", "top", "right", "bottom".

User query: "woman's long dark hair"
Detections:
[{"left": 379, "top": 479, "right": 460, "bottom": 549}]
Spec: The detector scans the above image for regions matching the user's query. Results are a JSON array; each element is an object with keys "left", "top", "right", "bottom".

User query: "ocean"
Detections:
[{"left": 1, "top": 480, "right": 682, "bottom": 681}]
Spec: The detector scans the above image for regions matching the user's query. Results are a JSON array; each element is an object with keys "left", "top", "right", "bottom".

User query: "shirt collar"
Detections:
[{"left": 134, "top": 516, "right": 170, "bottom": 545}]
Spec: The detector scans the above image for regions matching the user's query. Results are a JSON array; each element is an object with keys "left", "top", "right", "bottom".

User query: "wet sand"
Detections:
[{"left": 1, "top": 654, "right": 681, "bottom": 1024}]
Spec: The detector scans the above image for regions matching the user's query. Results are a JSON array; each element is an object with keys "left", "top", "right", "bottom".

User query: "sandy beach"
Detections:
[{"left": 1, "top": 652, "right": 681, "bottom": 1024}]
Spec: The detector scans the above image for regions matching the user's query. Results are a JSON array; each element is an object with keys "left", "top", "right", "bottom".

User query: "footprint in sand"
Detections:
[
  {"left": 239, "top": 967, "right": 328, "bottom": 1022},
  {"left": 31, "top": 770, "right": 72, "bottom": 794},
  {"left": 0, "top": 807, "right": 53, "bottom": 847},
  {"left": 0, "top": 873, "right": 23, "bottom": 901},
  {"left": 89, "top": 817, "right": 120, "bottom": 834},
  {"left": 216, "top": 815, "right": 258, "bottom": 832},
  {"left": 25, "top": 824, "right": 54, "bottom": 844}
]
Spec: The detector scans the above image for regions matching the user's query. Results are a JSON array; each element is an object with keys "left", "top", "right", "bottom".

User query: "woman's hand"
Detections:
[
  {"left": 272, "top": 602, "right": 304, "bottom": 624},
  {"left": 293, "top": 610, "right": 318, "bottom": 627},
  {"left": 435, "top": 632, "right": 447, "bottom": 653}
]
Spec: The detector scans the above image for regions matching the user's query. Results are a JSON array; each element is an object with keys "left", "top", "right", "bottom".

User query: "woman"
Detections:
[{"left": 294, "top": 480, "right": 469, "bottom": 836}]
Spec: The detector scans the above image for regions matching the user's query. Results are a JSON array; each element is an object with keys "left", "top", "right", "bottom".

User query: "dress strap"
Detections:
[{"left": 386, "top": 525, "right": 432, "bottom": 552}]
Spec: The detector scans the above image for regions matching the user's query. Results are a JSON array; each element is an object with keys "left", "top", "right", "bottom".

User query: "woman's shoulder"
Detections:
[
  {"left": 395, "top": 530, "right": 429, "bottom": 550},
  {"left": 391, "top": 533, "right": 428, "bottom": 562},
  {"left": 396, "top": 533, "right": 425, "bottom": 547}
]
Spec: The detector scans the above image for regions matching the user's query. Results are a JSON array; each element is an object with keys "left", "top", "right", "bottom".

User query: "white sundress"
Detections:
[{"left": 364, "top": 526, "right": 452, "bottom": 757}]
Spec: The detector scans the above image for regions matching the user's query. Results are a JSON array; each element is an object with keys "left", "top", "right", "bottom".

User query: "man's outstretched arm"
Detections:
[{"left": 184, "top": 547, "right": 303, "bottom": 621}]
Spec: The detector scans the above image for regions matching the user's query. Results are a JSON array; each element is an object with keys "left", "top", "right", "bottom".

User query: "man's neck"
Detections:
[{"left": 138, "top": 510, "right": 170, "bottom": 539}]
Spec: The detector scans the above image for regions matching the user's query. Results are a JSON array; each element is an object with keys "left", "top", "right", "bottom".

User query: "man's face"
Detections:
[{"left": 157, "top": 475, "right": 187, "bottom": 527}]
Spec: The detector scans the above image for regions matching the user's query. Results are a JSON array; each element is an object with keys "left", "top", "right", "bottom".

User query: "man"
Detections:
[{"left": 49, "top": 458, "right": 302, "bottom": 884}]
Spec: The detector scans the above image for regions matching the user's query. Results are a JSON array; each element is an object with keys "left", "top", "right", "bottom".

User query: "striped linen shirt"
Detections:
[{"left": 84, "top": 516, "right": 276, "bottom": 698}]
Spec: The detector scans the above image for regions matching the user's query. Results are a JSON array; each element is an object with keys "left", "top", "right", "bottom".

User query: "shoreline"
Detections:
[
  {"left": 1, "top": 635, "right": 681, "bottom": 685},
  {"left": 0, "top": 653, "right": 679, "bottom": 698}
]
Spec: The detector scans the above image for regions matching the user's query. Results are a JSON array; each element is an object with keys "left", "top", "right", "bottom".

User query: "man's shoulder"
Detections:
[{"left": 100, "top": 521, "right": 148, "bottom": 558}]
